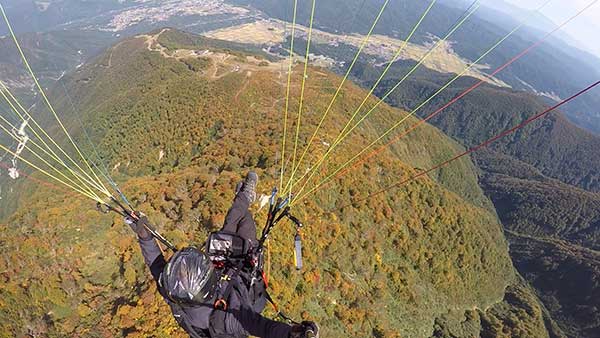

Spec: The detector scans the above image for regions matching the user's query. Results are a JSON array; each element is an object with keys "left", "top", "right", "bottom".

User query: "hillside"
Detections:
[
  {"left": 506, "top": 232, "right": 600, "bottom": 338},
  {"left": 0, "top": 30, "right": 116, "bottom": 104},
  {"left": 476, "top": 149, "right": 600, "bottom": 250},
  {"left": 381, "top": 75, "right": 600, "bottom": 193},
  {"left": 0, "top": 28, "right": 557, "bottom": 337},
  {"left": 473, "top": 149, "right": 600, "bottom": 338},
  {"left": 371, "top": 66, "right": 600, "bottom": 337}
]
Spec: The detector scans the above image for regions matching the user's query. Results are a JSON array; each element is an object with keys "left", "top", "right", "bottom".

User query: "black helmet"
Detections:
[{"left": 160, "top": 247, "right": 218, "bottom": 304}]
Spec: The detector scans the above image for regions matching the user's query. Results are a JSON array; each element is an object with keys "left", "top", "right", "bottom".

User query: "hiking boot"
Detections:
[{"left": 237, "top": 171, "right": 258, "bottom": 203}]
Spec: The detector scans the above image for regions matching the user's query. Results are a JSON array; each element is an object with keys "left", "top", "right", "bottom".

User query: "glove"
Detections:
[
  {"left": 289, "top": 321, "right": 319, "bottom": 338},
  {"left": 125, "top": 212, "right": 152, "bottom": 240}
]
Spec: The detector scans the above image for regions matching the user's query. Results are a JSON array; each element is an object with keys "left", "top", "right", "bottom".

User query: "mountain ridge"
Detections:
[
  {"left": 2, "top": 0, "right": 599, "bottom": 134},
  {"left": 0, "top": 28, "right": 554, "bottom": 337}
]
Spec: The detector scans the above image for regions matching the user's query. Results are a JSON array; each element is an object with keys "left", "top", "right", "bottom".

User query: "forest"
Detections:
[{"left": 0, "top": 29, "right": 560, "bottom": 337}]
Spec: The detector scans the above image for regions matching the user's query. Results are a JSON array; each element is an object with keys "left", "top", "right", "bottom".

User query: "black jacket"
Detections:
[{"left": 138, "top": 237, "right": 292, "bottom": 338}]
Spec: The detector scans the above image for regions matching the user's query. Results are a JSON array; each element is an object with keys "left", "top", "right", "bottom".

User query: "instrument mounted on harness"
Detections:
[{"left": 206, "top": 231, "right": 251, "bottom": 262}]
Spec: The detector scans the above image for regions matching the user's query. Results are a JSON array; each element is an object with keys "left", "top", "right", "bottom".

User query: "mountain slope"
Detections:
[
  {"left": 0, "top": 29, "right": 552, "bottom": 337},
  {"left": 371, "top": 66, "right": 600, "bottom": 337},
  {"left": 506, "top": 232, "right": 600, "bottom": 338},
  {"left": 382, "top": 75, "right": 600, "bottom": 193},
  {"left": 0, "top": 30, "right": 116, "bottom": 105},
  {"left": 476, "top": 149, "right": 600, "bottom": 250}
]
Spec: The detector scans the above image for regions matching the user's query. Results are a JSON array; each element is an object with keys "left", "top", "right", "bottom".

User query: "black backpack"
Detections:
[{"left": 167, "top": 231, "right": 267, "bottom": 337}]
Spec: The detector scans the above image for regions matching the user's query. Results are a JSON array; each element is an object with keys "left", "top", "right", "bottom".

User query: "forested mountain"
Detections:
[
  {"left": 378, "top": 75, "right": 600, "bottom": 193},
  {"left": 1, "top": 1, "right": 599, "bottom": 337},
  {"left": 358, "top": 56, "right": 600, "bottom": 337},
  {"left": 475, "top": 149, "right": 600, "bottom": 250},
  {"left": 0, "top": 29, "right": 560, "bottom": 337},
  {"left": 230, "top": 0, "right": 600, "bottom": 134},
  {"left": 506, "top": 232, "right": 600, "bottom": 338},
  {"left": 0, "top": 30, "right": 115, "bottom": 104}
]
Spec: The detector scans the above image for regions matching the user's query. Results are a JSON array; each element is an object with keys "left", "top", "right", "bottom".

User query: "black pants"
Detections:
[{"left": 222, "top": 194, "right": 257, "bottom": 243}]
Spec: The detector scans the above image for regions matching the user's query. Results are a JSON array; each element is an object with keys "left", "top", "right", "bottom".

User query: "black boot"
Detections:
[{"left": 236, "top": 171, "right": 258, "bottom": 203}]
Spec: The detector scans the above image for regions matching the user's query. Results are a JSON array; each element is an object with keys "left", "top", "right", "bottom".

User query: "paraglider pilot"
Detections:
[{"left": 126, "top": 172, "right": 319, "bottom": 338}]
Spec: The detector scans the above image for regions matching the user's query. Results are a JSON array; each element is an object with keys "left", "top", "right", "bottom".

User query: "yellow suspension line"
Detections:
[
  {"left": 290, "top": 3, "right": 482, "bottom": 201},
  {"left": 288, "top": 0, "right": 317, "bottom": 198},
  {"left": 0, "top": 84, "right": 109, "bottom": 196},
  {"left": 0, "top": 142, "right": 104, "bottom": 203},
  {"left": 0, "top": 114, "right": 102, "bottom": 198},
  {"left": 0, "top": 81, "right": 110, "bottom": 195},
  {"left": 282, "top": 0, "right": 391, "bottom": 194},
  {"left": 332, "top": 0, "right": 445, "bottom": 146},
  {"left": 294, "top": 0, "right": 555, "bottom": 204},
  {"left": 295, "top": 28, "right": 528, "bottom": 203},
  {"left": 285, "top": 0, "right": 444, "bottom": 195},
  {"left": 0, "top": 3, "right": 110, "bottom": 196},
  {"left": 333, "top": 3, "right": 486, "bottom": 147},
  {"left": 279, "top": 0, "right": 299, "bottom": 192}
]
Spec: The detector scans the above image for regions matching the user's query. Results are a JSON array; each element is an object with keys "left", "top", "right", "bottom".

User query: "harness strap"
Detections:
[
  {"left": 213, "top": 271, "right": 237, "bottom": 311},
  {"left": 209, "top": 273, "right": 243, "bottom": 337},
  {"left": 214, "top": 282, "right": 235, "bottom": 311}
]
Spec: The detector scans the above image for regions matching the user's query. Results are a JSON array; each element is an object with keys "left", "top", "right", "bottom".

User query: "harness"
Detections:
[
  {"left": 209, "top": 268, "right": 243, "bottom": 337},
  {"left": 170, "top": 302, "right": 211, "bottom": 338},
  {"left": 212, "top": 268, "right": 238, "bottom": 312},
  {"left": 204, "top": 228, "right": 299, "bottom": 337},
  {"left": 167, "top": 266, "right": 244, "bottom": 338},
  {"left": 99, "top": 187, "right": 304, "bottom": 337}
]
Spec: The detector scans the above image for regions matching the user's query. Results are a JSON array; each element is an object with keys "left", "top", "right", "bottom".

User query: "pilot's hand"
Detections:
[
  {"left": 290, "top": 321, "right": 319, "bottom": 338},
  {"left": 125, "top": 212, "right": 152, "bottom": 240}
]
